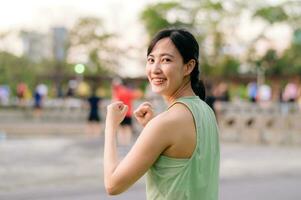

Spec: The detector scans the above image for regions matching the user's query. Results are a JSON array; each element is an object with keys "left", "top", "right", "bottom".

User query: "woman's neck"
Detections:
[{"left": 163, "top": 78, "right": 196, "bottom": 106}]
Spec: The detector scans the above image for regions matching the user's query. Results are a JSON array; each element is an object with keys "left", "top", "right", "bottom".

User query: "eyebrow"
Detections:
[{"left": 148, "top": 53, "right": 174, "bottom": 58}]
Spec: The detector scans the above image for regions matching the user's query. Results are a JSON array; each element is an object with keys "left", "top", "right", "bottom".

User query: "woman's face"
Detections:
[{"left": 146, "top": 38, "right": 185, "bottom": 96}]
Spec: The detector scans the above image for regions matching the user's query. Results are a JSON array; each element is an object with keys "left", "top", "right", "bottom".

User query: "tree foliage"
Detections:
[
  {"left": 254, "top": 6, "right": 288, "bottom": 24},
  {"left": 0, "top": 51, "right": 40, "bottom": 93},
  {"left": 140, "top": 0, "right": 242, "bottom": 76},
  {"left": 140, "top": 0, "right": 301, "bottom": 77},
  {"left": 68, "top": 17, "right": 117, "bottom": 75},
  {"left": 140, "top": 2, "right": 192, "bottom": 38}
]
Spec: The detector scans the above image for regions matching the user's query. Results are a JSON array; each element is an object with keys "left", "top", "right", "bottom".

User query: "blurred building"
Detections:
[
  {"left": 20, "top": 31, "right": 51, "bottom": 62},
  {"left": 20, "top": 27, "right": 68, "bottom": 63},
  {"left": 52, "top": 27, "right": 68, "bottom": 62}
]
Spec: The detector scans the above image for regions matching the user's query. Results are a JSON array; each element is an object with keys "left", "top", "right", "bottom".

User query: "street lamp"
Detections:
[
  {"left": 74, "top": 64, "right": 86, "bottom": 87},
  {"left": 74, "top": 64, "right": 85, "bottom": 74}
]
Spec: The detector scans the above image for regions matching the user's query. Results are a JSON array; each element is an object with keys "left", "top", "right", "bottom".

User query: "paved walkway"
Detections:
[{"left": 0, "top": 136, "right": 301, "bottom": 200}]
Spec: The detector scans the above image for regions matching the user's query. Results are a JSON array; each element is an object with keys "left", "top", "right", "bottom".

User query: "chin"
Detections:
[{"left": 151, "top": 85, "right": 165, "bottom": 95}]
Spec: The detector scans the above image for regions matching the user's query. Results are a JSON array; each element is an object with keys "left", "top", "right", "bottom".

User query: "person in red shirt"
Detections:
[
  {"left": 17, "top": 82, "right": 28, "bottom": 107},
  {"left": 112, "top": 79, "right": 143, "bottom": 145}
]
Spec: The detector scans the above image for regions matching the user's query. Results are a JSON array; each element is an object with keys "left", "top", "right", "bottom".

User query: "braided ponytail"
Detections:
[{"left": 190, "top": 61, "right": 206, "bottom": 100}]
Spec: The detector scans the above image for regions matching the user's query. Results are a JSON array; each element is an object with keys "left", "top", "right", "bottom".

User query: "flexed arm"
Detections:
[
  {"left": 104, "top": 101, "right": 171, "bottom": 195},
  {"left": 104, "top": 101, "right": 128, "bottom": 192}
]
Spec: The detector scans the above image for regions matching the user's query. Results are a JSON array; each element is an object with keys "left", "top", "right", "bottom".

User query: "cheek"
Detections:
[
  {"left": 145, "top": 65, "right": 152, "bottom": 81},
  {"left": 145, "top": 65, "right": 150, "bottom": 75}
]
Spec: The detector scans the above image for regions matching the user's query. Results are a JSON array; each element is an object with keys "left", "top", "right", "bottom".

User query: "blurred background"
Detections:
[{"left": 0, "top": 0, "right": 301, "bottom": 199}]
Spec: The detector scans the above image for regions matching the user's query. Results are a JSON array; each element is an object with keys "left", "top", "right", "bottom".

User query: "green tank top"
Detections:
[{"left": 146, "top": 96, "right": 220, "bottom": 200}]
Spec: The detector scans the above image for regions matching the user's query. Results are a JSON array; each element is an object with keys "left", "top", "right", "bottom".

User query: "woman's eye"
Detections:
[
  {"left": 162, "top": 58, "right": 171, "bottom": 62},
  {"left": 147, "top": 58, "right": 154, "bottom": 63}
]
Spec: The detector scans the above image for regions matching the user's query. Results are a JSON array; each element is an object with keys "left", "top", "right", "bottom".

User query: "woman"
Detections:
[{"left": 104, "top": 28, "right": 220, "bottom": 200}]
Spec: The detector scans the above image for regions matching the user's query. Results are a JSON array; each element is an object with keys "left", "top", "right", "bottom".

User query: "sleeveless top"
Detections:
[{"left": 146, "top": 96, "right": 220, "bottom": 200}]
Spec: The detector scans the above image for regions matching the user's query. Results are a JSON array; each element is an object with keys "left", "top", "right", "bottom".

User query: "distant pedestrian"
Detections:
[
  {"left": 33, "top": 84, "right": 48, "bottom": 118},
  {"left": 112, "top": 78, "right": 143, "bottom": 145},
  {"left": 0, "top": 85, "right": 10, "bottom": 106},
  {"left": 205, "top": 83, "right": 217, "bottom": 113},
  {"left": 17, "top": 82, "right": 28, "bottom": 107},
  {"left": 282, "top": 82, "right": 298, "bottom": 102},
  {"left": 86, "top": 87, "right": 102, "bottom": 137},
  {"left": 247, "top": 82, "right": 257, "bottom": 102}
]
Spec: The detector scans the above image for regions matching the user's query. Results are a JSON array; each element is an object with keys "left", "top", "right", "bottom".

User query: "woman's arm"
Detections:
[
  {"left": 104, "top": 101, "right": 127, "bottom": 194},
  {"left": 104, "top": 102, "right": 171, "bottom": 195}
]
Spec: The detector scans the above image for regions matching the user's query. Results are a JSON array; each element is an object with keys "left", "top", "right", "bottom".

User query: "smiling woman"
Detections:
[{"left": 104, "top": 28, "right": 220, "bottom": 200}]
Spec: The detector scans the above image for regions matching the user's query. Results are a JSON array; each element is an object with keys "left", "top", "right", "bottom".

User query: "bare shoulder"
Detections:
[
  {"left": 150, "top": 103, "right": 196, "bottom": 158},
  {"left": 165, "top": 102, "right": 194, "bottom": 124},
  {"left": 146, "top": 103, "right": 194, "bottom": 137}
]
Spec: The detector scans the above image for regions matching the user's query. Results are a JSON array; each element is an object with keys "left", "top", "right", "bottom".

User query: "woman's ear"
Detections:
[{"left": 184, "top": 59, "right": 196, "bottom": 76}]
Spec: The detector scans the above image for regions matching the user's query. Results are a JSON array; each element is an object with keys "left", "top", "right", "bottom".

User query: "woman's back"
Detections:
[{"left": 146, "top": 96, "right": 220, "bottom": 200}]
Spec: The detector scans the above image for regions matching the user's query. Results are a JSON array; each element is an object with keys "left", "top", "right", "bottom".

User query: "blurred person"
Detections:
[
  {"left": 214, "top": 82, "right": 230, "bottom": 122},
  {"left": 77, "top": 81, "right": 90, "bottom": 98},
  {"left": 17, "top": 82, "right": 28, "bottom": 106},
  {"left": 33, "top": 83, "right": 48, "bottom": 118},
  {"left": 282, "top": 82, "right": 298, "bottom": 102},
  {"left": 86, "top": 86, "right": 103, "bottom": 137},
  {"left": 205, "top": 82, "right": 217, "bottom": 113},
  {"left": 247, "top": 81, "right": 258, "bottom": 102},
  {"left": 64, "top": 79, "right": 80, "bottom": 109},
  {"left": 257, "top": 84, "right": 272, "bottom": 102},
  {"left": 281, "top": 81, "right": 299, "bottom": 114},
  {"left": 0, "top": 85, "right": 10, "bottom": 106},
  {"left": 256, "top": 83, "right": 272, "bottom": 108},
  {"left": 112, "top": 78, "right": 143, "bottom": 145},
  {"left": 66, "top": 79, "right": 77, "bottom": 98},
  {"left": 104, "top": 28, "right": 219, "bottom": 199},
  {"left": 215, "top": 82, "right": 230, "bottom": 102},
  {"left": 297, "top": 84, "right": 301, "bottom": 111}
]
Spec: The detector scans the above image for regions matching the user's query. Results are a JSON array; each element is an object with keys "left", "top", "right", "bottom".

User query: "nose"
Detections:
[{"left": 151, "top": 61, "right": 162, "bottom": 74}]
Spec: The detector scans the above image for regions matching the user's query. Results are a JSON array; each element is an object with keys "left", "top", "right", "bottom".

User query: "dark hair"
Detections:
[{"left": 147, "top": 28, "right": 206, "bottom": 100}]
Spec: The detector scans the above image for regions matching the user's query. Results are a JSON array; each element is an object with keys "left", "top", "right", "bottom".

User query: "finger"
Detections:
[
  {"left": 111, "top": 101, "right": 124, "bottom": 110},
  {"left": 135, "top": 106, "right": 149, "bottom": 115},
  {"left": 142, "top": 105, "right": 152, "bottom": 112},
  {"left": 109, "top": 101, "right": 122, "bottom": 107},
  {"left": 121, "top": 104, "right": 128, "bottom": 114},
  {"left": 118, "top": 103, "right": 124, "bottom": 110},
  {"left": 141, "top": 106, "right": 153, "bottom": 116},
  {"left": 141, "top": 101, "right": 153, "bottom": 108},
  {"left": 134, "top": 109, "right": 144, "bottom": 117}
]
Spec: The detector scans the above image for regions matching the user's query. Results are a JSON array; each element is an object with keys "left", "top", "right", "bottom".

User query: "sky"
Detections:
[
  {"left": 0, "top": 0, "right": 153, "bottom": 31},
  {"left": 0, "top": 0, "right": 294, "bottom": 77},
  {"left": 0, "top": 0, "right": 159, "bottom": 77}
]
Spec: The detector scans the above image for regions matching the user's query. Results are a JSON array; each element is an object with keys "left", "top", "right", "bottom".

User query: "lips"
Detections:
[{"left": 151, "top": 77, "right": 166, "bottom": 85}]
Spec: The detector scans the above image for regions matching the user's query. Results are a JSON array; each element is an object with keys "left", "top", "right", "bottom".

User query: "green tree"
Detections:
[
  {"left": 68, "top": 17, "right": 116, "bottom": 75},
  {"left": 0, "top": 51, "right": 40, "bottom": 94},
  {"left": 140, "top": 2, "right": 189, "bottom": 38},
  {"left": 140, "top": 0, "right": 243, "bottom": 76},
  {"left": 275, "top": 29, "right": 301, "bottom": 75},
  {"left": 247, "top": 1, "right": 301, "bottom": 75}
]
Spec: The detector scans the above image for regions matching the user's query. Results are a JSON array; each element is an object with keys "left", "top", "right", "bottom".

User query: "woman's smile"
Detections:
[{"left": 151, "top": 77, "right": 167, "bottom": 86}]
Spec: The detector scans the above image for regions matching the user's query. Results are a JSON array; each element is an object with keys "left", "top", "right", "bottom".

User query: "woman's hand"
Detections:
[
  {"left": 134, "top": 102, "right": 154, "bottom": 127},
  {"left": 106, "top": 101, "right": 128, "bottom": 129}
]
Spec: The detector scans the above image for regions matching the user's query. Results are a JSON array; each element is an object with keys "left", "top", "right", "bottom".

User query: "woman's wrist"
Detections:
[{"left": 105, "top": 121, "right": 118, "bottom": 133}]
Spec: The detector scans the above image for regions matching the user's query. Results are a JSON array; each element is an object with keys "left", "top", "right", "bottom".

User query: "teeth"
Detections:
[{"left": 154, "top": 78, "right": 164, "bottom": 83}]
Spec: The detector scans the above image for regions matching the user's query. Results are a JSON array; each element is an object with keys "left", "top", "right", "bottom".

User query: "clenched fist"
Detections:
[
  {"left": 106, "top": 101, "right": 128, "bottom": 129},
  {"left": 134, "top": 102, "right": 154, "bottom": 127}
]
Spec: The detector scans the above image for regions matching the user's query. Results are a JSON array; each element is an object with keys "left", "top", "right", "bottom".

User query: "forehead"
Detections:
[{"left": 149, "top": 38, "right": 179, "bottom": 57}]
